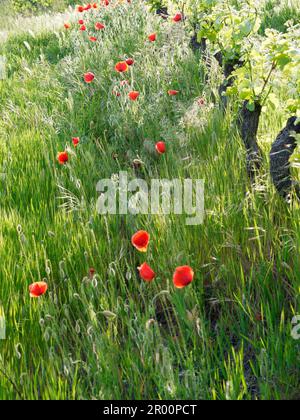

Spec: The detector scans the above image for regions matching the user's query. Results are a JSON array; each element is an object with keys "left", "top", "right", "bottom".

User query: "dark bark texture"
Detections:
[
  {"left": 219, "top": 59, "right": 244, "bottom": 109},
  {"left": 156, "top": 7, "right": 168, "bottom": 19},
  {"left": 238, "top": 101, "right": 263, "bottom": 179},
  {"left": 214, "top": 51, "right": 223, "bottom": 68},
  {"left": 270, "top": 116, "right": 300, "bottom": 199},
  {"left": 190, "top": 35, "right": 207, "bottom": 53}
]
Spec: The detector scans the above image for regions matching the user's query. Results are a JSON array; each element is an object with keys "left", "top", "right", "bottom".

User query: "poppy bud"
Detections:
[{"left": 155, "top": 141, "right": 166, "bottom": 155}]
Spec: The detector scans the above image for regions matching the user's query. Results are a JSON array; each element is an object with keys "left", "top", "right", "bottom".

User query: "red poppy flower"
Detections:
[
  {"left": 89, "top": 267, "right": 96, "bottom": 278},
  {"left": 173, "top": 266, "right": 194, "bottom": 289},
  {"left": 138, "top": 263, "right": 156, "bottom": 282},
  {"left": 89, "top": 36, "right": 97, "bottom": 42},
  {"left": 129, "top": 91, "right": 139, "bottom": 101},
  {"left": 131, "top": 230, "right": 150, "bottom": 252},
  {"left": 57, "top": 151, "right": 69, "bottom": 165},
  {"left": 84, "top": 3, "right": 92, "bottom": 10},
  {"left": 78, "top": 19, "right": 84, "bottom": 25},
  {"left": 148, "top": 33, "right": 157, "bottom": 42},
  {"left": 102, "top": 0, "right": 109, "bottom": 5},
  {"left": 64, "top": 22, "right": 71, "bottom": 29},
  {"left": 29, "top": 281, "right": 48, "bottom": 298},
  {"left": 126, "top": 58, "right": 134, "bottom": 66},
  {"left": 72, "top": 137, "right": 80, "bottom": 147},
  {"left": 80, "top": 24, "right": 86, "bottom": 31},
  {"left": 155, "top": 141, "right": 166, "bottom": 154},
  {"left": 92, "top": 2, "right": 98, "bottom": 8},
  {"left": 168, "top": 90, "right": 179, "bottom": 96},
  {"left": 77, "top": 5, "right": 84, "bottom": 12},
  {"left": 115, "top": 61, "right": 128, "bottom": 73},
  {"left": 84, "top": 72, "right": 95, "bottom": 83},
  {"left": 173, "top": 13, "right": 183, "bottom": 22},
  {"left": 95, "top": 22, "right": 105, "bottom": 30}
]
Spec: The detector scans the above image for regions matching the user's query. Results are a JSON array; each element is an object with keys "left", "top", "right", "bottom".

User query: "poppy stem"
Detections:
[{"left": 0, "top": 365, "right": 23, "bottom": 399}]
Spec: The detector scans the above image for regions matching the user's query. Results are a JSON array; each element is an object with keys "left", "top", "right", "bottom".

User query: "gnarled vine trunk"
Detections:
[
  {"left": 214, "top": 51, "right": 223, "bottom": 68},
  {"left": 238, "top": 101, "right": 263, "bottom": 179},
  {"left": 219, "top": 59, "right": 243, "bottom": 109},
  {"left": 156, "top": 7, "right": 168, "bottom": 19},
  {"left": 270, "top": 116, "right": 300, "bottom": 199},
  {"left": 190, "top": 34, "right": 206, "bottom": 53}
]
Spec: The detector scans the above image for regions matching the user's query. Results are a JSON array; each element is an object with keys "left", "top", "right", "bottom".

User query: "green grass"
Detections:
[
  {"left": 260, "top": 0, "right": 300, "bottom": 33},
  {"left": 0, "top": 0, "right": 299, "bottom": 400}
]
